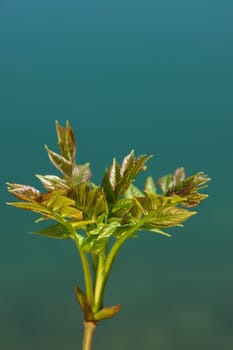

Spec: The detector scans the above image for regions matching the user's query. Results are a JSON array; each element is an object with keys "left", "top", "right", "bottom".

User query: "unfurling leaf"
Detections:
[
  {"left": 75, "top": 285, "right": 87, "bottom": 311},
  {"left": 80, "top": 235, "right": 104, "bottom": 255},
  {"left": 157, "top": 168, "right": 210, "bottom": 207},
  {"left": 167, "top": 170, "right": 210, "bottom": 207},
  {"left": 157, "top": 174, "right": 173, "bottom": 193},
  {"left": 144, "top": 176, "right": 157, "bottom": 194},
  {"left": 125, "top": 184, "right": 144, "bottom": 198},
  {"left": 120, "top": 150, "right": 135, "bottom": 177},
  {"left": 71, "top": 182, "right": 107, "bottom": 219},
  {"left": 90, "top": 221, "right": 121, "bottom": 239},
  {"left": 72, "top": 163, "right": 92, "bottom": 185},
  {"left": 109, "top": 158, "right": 121, "bottom": 190},
  {"left": 75, "top": 286, "right": 94, "bottom": 321},
  {"left": 117, "top": 153, "right": 153, "bottom": 196},
  {"left": 7, "top": 183, "right": 42, "bottom": 201},
  {"left": 101, "top": 151, "right": 152, "bottom": 204},
  {"left": 45, "top": 146, "right": 73, "bottom": 177},
  {"left": 56, "top": 120, "right": 76, "bottom": 162},
  {"left": 36, "top": 174, "right": 69, "bottom": 191},
  {"left": 32, "top": 223, "right": 72, "bottom": 239},
  {"left": 173, "top": 167, "right": 186, "bottom": 185},
  {"left": 111, "top": 198, "right": 134, "bottom": 214},
  {"left": 94, "top": 304, "right": 121, "bottom": 321},
  {"left": 157, "top": 168, "right": 186, "bottom": 193},
  {"left": 101, "top": 170, "right": 115, "bottom": 203}
]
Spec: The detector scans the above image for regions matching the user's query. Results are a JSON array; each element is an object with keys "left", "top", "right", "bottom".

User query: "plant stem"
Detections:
[
  {"left": 82, "top": 321, "right": 97, "bottom": 350},
  {"left": 75, "top": 239, "right": 94, "bottom": 305},
  {"left": 105, "top": 226, "right": 139, "bottom": 277},
  {"left": 93, "top": 253, "right": 105, "bottom": 313}
]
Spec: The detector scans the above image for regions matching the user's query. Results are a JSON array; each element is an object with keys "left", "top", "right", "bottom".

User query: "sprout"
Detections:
[{"left": 7, "top": 121, "right": 210, "bottom": 350}]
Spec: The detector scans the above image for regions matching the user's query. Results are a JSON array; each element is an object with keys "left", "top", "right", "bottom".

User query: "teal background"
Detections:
[{"left": 1, "top": 1, "right": 233, "bottom": 349}]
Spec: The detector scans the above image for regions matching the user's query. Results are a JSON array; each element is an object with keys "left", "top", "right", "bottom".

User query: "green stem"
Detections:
[
  {"left": 91, "top": 227, "right": 140, "bottom": 313},
  {"left": 75, "top": 239, "right": 94, "bottom": 305},
  {"left": 93, "top": 253, "right": 105, "bottom": 313},
  {"left": 82, "top": 321, "right": 97, "bottom": 350},
  {"left": 105, "top": 226, "right": 139, "bottom": 277}
]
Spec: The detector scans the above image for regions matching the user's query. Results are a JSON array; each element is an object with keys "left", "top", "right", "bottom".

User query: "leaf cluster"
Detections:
[
  {"left": 7, "top": 121, "right": 210, "bottom": 252},
  {"left": 7, "top": 121, "right": 210, "bottom": 321}
]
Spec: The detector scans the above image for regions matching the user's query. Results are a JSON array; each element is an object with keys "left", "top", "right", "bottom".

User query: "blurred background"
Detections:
[{"left": 1, "top": 1, "right": 232, "bottom": 349}]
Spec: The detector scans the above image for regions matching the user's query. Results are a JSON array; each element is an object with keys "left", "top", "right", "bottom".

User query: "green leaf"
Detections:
[
  {"left": 101, "top": 169, "right": 116, "bottom": 203},
  {"left": 111, "top": 198, "right": 134, "bottom": 216},
  {"left": 44, "top": 191, "right": 83, "bottom": 221},
  {"left": 144, "top": 176, "right": 157, "bottom": 194},
  {"left": 120, "top": 150, "right": 135, "bottom": 177},
  {"left": 97, "top": 221, "right": 121, "bottom": 239},
  {"left": 157, "top": 174, "right": 173, "bottom": 193},
  {"left": 72, "top": 163, "right": 92, "bottom": 185},
  {"left": 70, "top": 220, "right": 96, "bottom": 229},
  {"left": 85, "top": 185, "right": 106, "bottom": 218},
  {"left": 81, "top": 222, "right": 120, "bottom": 253},
  {"left": 7, "top": 183, "right": 41, "bottom": 201},
  {"left": 127, "top": 200, "right": 143, "bottom": 222},
  {"left": 36, "top": 174, "right": 69, "bottom": 191},
  {"left": 32, "top": 223, "right": 73, "bottom": 239},
  {"left": 101, "top": 152, "right": 152, "bottom": 204},
  {"left": 139, "top": 225, "right": 171, "bottom": 237},
  {"left": 112, "top": 223, "right": 136, "bottom": 238},
  {"left": 72, "top": 182, "right": 107, "bottom": 219},
  {"left": 142, "top": 206, "right": 196, "bottom": 228},
  {"left": 59, "top": 205, "right": 83, "bottom": 220},
  {"left": 109, "top": 158, "right": 121, "bottom": 191},
  {"left": 56, "top": 120, "right": 76, "bottom": 162},
  {"left": 92, "top": 196, "right": 107, "bottom": 218},
  {"left": 7, "top": 201, "right": 57, "bottom": 220},
  {"left": 136, "top": 192, "right": 182, "bottom": 214},
  {"left": 117, "top": 153, "right": 153, "bottom": 196},
  {"left": 45, "top": 145, "right": 73, "bottom": 177},
  {"left": 80, "top": 235, "right": 104, "bottom": 255},
  {"left": 43, "top": 191, "right": 74, "bottom": 211},
  {"left": 133, "top": 196, "right": 154, "bottom": 215},
  {"left": 8, "top": 190, "right": 83, "bottom": 224},
  {"left": 125, "top": 184, "right": 144, "bottom": 198}
]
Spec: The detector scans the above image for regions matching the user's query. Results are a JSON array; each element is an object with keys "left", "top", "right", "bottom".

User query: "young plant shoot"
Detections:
[{"left": 7, "top": 121, "right": 209, "bottom": 350}]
